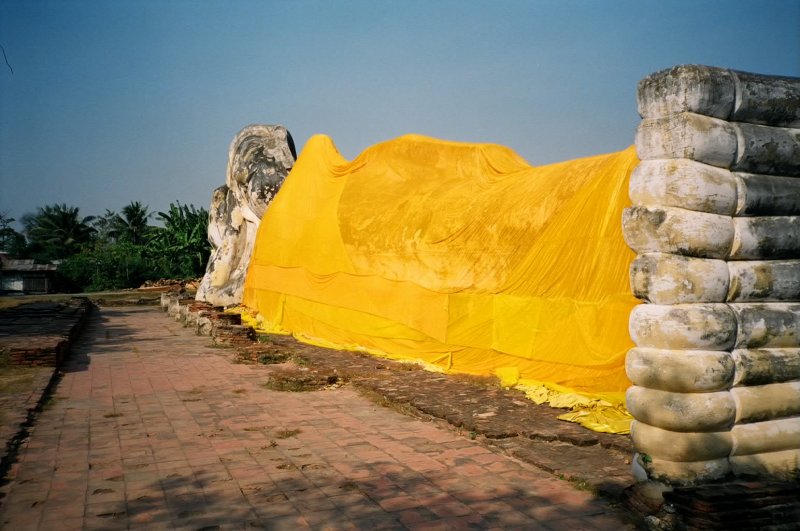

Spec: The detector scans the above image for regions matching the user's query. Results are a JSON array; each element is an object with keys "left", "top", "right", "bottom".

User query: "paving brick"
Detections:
[{"left": 0, "top": 307, "right": 635, "bottom": 530}]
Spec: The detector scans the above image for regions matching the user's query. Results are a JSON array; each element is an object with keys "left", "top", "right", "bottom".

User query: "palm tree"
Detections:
[
  {"left": 111, "top": 201, "right": 152, "bottom": 245},
  {"left": 22, "top": 203, "right": 96, "bottom": 261},
  {"left": 147, "top": 202, "right": 210, "bottom": 277},
  {"left": 92, "top": 209, "right": 118, "bottom": 243}
]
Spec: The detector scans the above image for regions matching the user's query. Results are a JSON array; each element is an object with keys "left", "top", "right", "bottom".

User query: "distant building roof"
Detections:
[{"left": 0, "top": 254, "right": 58, "bottom": 272}]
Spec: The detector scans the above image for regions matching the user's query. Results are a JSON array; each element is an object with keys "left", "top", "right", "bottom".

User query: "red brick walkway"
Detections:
[{"left": 0, "top": 307, "right": 634, "bottom": 530}]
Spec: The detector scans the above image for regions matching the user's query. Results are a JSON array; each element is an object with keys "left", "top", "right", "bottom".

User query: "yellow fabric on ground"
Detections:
[{"left": 242, "top": 134, "right": 639, "bottom": 433}]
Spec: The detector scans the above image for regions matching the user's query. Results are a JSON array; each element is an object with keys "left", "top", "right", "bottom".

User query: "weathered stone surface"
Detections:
[
  {"left": 199, "top": 185, "right": 247, "bottom": 302},
  {"left": 731, "top": 348, "right": 800, "bottom": 386},
  {"left": 196, "top": 314, "right": 213, "bottom": 336},
  {"left": 731, "top": 417, "right": 800, "bottom": 456},
  {"left": 628, "top": 160, "right": 800, "bottom": 218},
  {"left": 178, "top": 303, "right": 190, "bottom": 323},
  {"left": 636, "top": 112, "right": 738, "bottom": 168},
  {"left": 622, "top": 206, "right": 733, "bottom": 259},
  {"left": 735, "top": 173, "right": 800, "bottom": 216},
  {"left": 630, "top": 253, "right": 729, "bottom": 304},
  {"left": 733, "top": 122, "right": 800, "bottom": 176},
  {"left": 629, "top": 303, "right": 737, "bottom": 350},
  {"left": 160, "top": 291, "right": 169, "bottom": 310},
  {"left": 638, "top": 65, "right": 736, "bottom": 121},
  {"left": 196, "top": 124, "right": 296, "bottom": 308},
  {"left": 625, "top": 347, "right": 734, "bottom": 393},
  {"left": 727, "top": 260, "right": 800, "bottom": 301},
  {"left": 630, "top": 159, "right": 737, "bottom": 215},
  {"left": 635, "top": 451, "right": 731, "bottom": 485},
  {"left": 636, "top": 113, "right": 800, "bottom": 176},
  {"left": 167, "top": 296, "right": 181, "bottom": 317},
  {"left": 730, "top": 216, "right": 800, "bottom": 260},
  {"left": 629, "top": 256, "right": 800, "bottom": 305},
  {"left": 631, "top": 421, "right": 733, "bottom": 461},
  {"left": 628, "top": 64, "right": 800, "bottom": 488},
  {"left": 731, "top": 381, "right": 800, "bottom": 423},
  {"left": 729, "top": 302, "right": 800, "bottom": 349},
  {"left": 638, "top": 65, "right": 800, "bottom": 127},
  {"left": 729, "top": 449, "right": 800, "bottom": 480},
  {"left": 626, "top": 387, "right": 735, "bottom": 432},
  {"left": 733, "top": 69, "right": 800, "bottom": 127}
]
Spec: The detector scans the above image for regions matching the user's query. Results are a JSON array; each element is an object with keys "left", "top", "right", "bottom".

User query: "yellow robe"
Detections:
[{"left": 243, "top": 134, "right": 640, "bottom": 433}]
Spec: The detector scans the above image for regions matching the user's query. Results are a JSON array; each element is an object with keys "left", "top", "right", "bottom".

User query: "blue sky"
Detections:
[{"left": 1, "top": 0, "right": 798, "bottom": 225}]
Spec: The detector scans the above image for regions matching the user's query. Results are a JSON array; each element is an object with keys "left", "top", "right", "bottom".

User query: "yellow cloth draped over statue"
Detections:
[{"left": 242, "top": 134, "right": 640, "bottom": 433}]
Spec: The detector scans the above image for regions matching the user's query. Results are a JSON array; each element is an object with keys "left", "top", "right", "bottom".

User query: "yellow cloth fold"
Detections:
[{"left": 243, "top": 134, "right": 639, "bottom": 433}]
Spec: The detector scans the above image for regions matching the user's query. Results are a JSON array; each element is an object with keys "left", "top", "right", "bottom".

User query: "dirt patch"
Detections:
[
  {"left": 255, "top": 350, "right": 292, "bottom": 365},
  {"left": 263, "top": 365, "right": 344, "bottom": 392},
  {"left": 273, "top": 428, "right": 301, "bottom": 439},
  {"left": 0, "top": 352, "right": 36, "bottom": 396}
]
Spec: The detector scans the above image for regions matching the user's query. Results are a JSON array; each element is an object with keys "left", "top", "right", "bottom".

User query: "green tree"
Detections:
[
  {"left": 92, "top": 209, "right": 118, "bottom": 243},
  {"left": 110, "top": 201, "right": 153, "bottom": 245},
  {"left": 11, "top": 200, "right": 211, "bottom": 292},
  {"left": 146, "top": 202, "right": 210, "bottom": 278},
  {"left": 21, "top": 204, "right": 96, "bottom": 262},
  {"left": 58, "top": 241, "right": 150, "bottom": 292},
  {"left": 0, "top": 211, "right": 26, "bottom": 255}
]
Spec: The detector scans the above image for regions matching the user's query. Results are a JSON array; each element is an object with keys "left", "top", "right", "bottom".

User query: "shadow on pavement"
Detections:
[{"left": 84, "top": 458, "right": 632, "bottom": 529}]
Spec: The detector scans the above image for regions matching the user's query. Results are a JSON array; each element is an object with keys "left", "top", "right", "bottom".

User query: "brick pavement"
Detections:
[
  {"left": 241, "top": 334, "right": 633, "bottom": 497},
  {"left": 0, "top": 307, "right": 635, "bottom": 530}
]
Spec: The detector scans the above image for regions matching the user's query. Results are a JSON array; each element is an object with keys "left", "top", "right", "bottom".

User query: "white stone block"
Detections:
[
  {"left": 729, "top": 449, "right": 800, "bottom": 480},
  {"left": 731, "top": 348, "right": 800, "bottom": 386},
  {"left": 631, "top": 421, "right": 733, "bottom": 462},
  {"left": 635, "top": 451, "right": 731, "bottom": 485},
  {"left": 630, "top": 303, "right": 736, "bottom": 350},
  {"left": 630, "top": 159, "right": 737, "bottom": 215},
  {"left": 731, "top": 417, "right": 800, "bottom": 455},
  {"left": 636, "top": 113, "right": 737, "bottom": 169},
  {"left": 636, "top": 113, "right": 800, "bottom": 176},
  {"left": 626, "top": 347, "right": 734, "bottom": 393},
  {"left": 627, "top": 387, "right": 735, "bottom": 432},
  {"left": 637, "top": 65, "right": 735, "bottom": 121},
  {"left": 623, "top": 206, "right": 733, "bottom": 259},
  {"left": 637, "top": 65, "right": 800, "bottom": 128},
  {"left": 630, "top": 253, "right": 729, "bottom": 304},
  {"left": 731, "top": 381, "right": 800, "bottom": 423}
]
